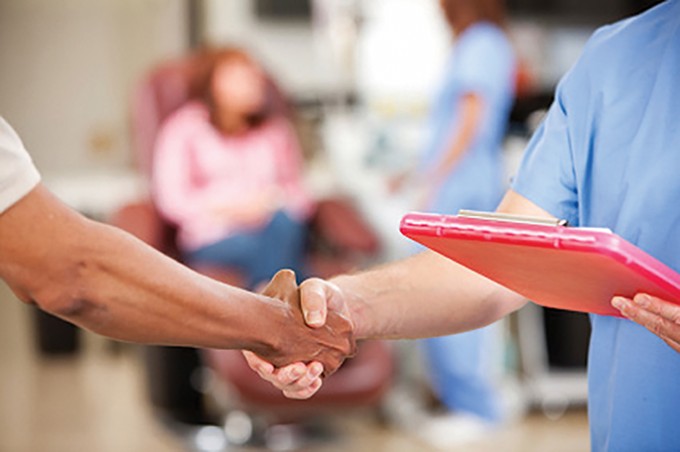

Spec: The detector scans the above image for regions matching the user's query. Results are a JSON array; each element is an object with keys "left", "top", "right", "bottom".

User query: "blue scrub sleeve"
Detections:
[
  {"left": 455, "top": 28, "right": 514, "bottom": 97},
  {"left": 511, "top": 76, "right": 580, "bottom": 226}
]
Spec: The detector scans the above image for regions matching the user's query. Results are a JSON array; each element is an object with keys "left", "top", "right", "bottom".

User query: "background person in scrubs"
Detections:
[
  {"left": 410, "top": 0, "right": 516, "bottom": 445},
  {"left": 249, "top": 2, "right": 680, "bottom": 450}
]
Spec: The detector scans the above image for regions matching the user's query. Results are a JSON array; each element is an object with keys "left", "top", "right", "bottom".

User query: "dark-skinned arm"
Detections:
[{"left": 0, "top": 185, "right": 354, "bottom": 371}]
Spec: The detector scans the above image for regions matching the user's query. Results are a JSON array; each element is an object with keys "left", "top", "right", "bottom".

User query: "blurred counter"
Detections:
[{"left": 43, "top": 169, "right": 146, "bottom": 221}]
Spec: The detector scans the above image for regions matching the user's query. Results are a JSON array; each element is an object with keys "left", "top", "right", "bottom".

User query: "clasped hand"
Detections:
[
  {"left": 245, "top": 276, "right": 351, "bottom": 399},
  {"left": 247, "top": 270, "right": 356, "bottom": 386}
]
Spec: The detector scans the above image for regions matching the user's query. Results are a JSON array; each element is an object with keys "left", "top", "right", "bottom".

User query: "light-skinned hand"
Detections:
[{"left": 612, "top": 293, "right": 680, "bottom": 353}]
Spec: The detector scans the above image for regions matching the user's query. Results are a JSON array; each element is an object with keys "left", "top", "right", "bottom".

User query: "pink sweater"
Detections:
[{"left": 152, "top": 102, "right": 313, "bottom": 251}]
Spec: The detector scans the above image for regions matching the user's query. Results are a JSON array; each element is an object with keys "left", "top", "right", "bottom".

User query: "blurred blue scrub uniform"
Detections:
[
  {"left": 419, "top": 22, "right": 515, "bottom": 423},
  {"left": 512, "top": 2, "right": 680, "bottom": 450}
]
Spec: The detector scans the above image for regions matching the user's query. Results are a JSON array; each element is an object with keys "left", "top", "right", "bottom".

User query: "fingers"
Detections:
[
  {"left": 262, "top": 269, "right": 298, "bottom": 299},
  {"left": 277, "top": 361, "right": 324, "bottom": 395},
  {"left": 274, "top": 362, "right": 309, "bottom": 386},
  {"left": 612, "top": 295, "right": 680, "bottom": 353},
  {"left": 243, "top": 351, "right": 277, "bottom": 383},
  {"left": 243, "top": 350, "right": 325, "bottom": 397},
  {"left": 243, "top": 351, "right": 307, "bottom": 388},
  {"left": 633, "top": 294, "right": 680, "bottom": 324},
  {"left": 276, "top": 361, "right": 324, "bottom": 400},
  {"left": 299, "top": 278, "right": 330, "bottom": 328},
  {"left": 283, "top": 378, "right": 323, "bottom": 400},
  {"left": 661, "top": 336, "right": 680, "bottom": 354}
]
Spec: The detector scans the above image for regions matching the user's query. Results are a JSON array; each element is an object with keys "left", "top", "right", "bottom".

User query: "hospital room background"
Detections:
[{"left": 0, "top": 0, "right": 661, "bottom": 451}]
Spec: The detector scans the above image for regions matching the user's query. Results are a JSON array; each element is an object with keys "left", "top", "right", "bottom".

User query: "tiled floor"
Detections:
[{"left": 0, "top": 283, "right": 590, "bottom": 452}]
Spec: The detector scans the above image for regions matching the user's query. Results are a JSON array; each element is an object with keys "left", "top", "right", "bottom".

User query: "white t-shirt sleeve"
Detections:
[{"left": 0, "top": 117, "right": 41, "bottom": 214}]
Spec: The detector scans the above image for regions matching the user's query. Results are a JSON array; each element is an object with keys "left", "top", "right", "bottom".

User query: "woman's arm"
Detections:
[{"left": 152, "top": 117, "right": 220, "bottom": 226}]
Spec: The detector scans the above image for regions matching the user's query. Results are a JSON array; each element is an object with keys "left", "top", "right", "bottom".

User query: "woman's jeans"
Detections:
[{"left": 186, "top": 210, "right": 306, "bottom": 289}]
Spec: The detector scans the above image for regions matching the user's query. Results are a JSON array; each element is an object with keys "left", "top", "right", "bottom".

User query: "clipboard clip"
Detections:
[{"left": 458, "top": 209, "right": 569, "bottom": 227}]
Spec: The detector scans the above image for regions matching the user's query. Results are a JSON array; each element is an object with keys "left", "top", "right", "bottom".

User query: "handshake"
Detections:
[{"left": 246, "top": 270, "right": 358, "bottom": 397}]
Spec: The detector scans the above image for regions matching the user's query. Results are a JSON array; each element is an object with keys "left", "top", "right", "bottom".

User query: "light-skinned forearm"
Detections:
[
  {"left": 332, "top": 250, "right": 526, "bottom": 340},
  {"left": 329, "top": 191, "right": 557, "bottom": 341}
]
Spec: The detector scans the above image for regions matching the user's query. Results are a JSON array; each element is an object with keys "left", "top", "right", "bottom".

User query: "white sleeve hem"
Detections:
[{"left": 0, "top": 163, "right": 41, "bottom": 214}]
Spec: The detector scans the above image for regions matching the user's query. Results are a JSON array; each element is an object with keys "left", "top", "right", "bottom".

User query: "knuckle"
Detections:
[
  {"left": 622, "top": 302, "right": 638, "bottom": 319},
  {"left": 278, "top": 374, "right": 294, "bottom": 385},
  {"left": 668, "top": 308, "right": 680, "bottom": 325},
  {"left": 294, "top": 375, "right": 312, "bottom": 389},
  {"left": 651, "top": 316, "right": 665, "bottom": 336},
  {"left": 260, "top": 370, "right": 276, "bottom": 382}
]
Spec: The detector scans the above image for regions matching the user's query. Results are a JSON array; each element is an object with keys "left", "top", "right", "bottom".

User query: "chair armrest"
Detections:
[
  {"left": 109, "top": 200, "right": 173, "bottom": 252},
  {"left": 310, "top": 198, "right": 380, "bottom": 254}
]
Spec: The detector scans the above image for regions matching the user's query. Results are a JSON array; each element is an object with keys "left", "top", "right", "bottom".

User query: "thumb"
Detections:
[
  {"left": 261, "top": 269, "right": 298, "bottom": 299},
  {"left": 299, "top": 278, "right": 330, "bottom": 328}
]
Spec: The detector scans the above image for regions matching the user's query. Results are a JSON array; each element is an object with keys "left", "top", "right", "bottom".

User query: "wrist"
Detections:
[
  {"left": 330, "top": 275, "right": 376, "bottom": 341},
  {"left": 241, "top": 293, "right": 292, "bottom": 356},
  {"left": 211, "top": 281, "right": 290, "bottom": 356}
]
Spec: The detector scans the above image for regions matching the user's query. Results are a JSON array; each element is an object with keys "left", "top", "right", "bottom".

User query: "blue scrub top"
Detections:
[
  {"left": 512, "top": 2, "right": 680, "bottom": 450},
  {"left": 421, "top": 22, "right": 515, "bottom": 213}
]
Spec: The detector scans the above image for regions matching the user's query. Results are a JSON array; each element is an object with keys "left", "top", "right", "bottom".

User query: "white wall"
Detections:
[
  {"left": 202, "top": 0, "right": 351, "bottom": 98},
  {"left": 355, "top": 0, "right": 450, "bottom": 111},
  {"left": 0, "top": 0, "right": 187, "bottom": 174}
]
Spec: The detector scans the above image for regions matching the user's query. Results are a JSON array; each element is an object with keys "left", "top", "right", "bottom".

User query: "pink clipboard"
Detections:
[{"left": 400, "top": 210, "right": 680, "bottom": 317}]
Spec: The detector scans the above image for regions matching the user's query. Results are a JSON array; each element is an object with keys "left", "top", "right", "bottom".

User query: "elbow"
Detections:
[
  {"left": 31, "top": 257, "right": 93, "bottom": 320},
  {"left": 36, "top": 290, "right": 87, "bottom": 319}
]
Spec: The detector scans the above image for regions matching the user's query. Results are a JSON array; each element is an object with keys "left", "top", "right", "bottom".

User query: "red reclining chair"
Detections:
[{"left": 110, "top": 49, "right": 394, "bottom": 431}]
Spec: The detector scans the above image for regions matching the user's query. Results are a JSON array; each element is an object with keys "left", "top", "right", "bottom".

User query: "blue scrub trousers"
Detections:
[
  {"left": 414, "top": 18, "right": 515, "bottom": 428},
  {"left": 421, "top": 181, "right": 504, "bottom": 423},
  {"left": 186, "top": 210, "right": 307, "bottom": 289},
  {"left": 422, "top": 325, "right": 503, "bottom": 423}
]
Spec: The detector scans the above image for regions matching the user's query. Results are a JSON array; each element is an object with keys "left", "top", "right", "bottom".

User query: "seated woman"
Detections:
[{"left": 152, "top": 48, "right": 313, "bottom": 289}]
